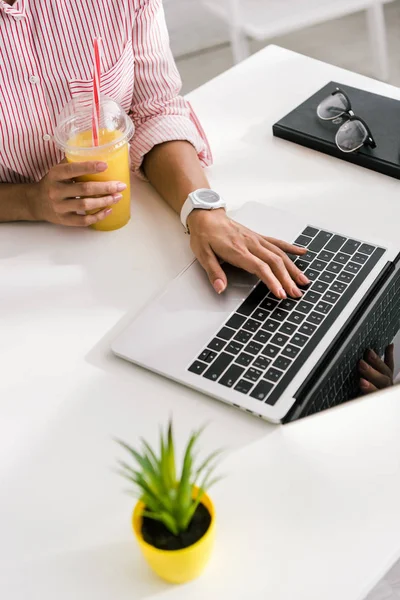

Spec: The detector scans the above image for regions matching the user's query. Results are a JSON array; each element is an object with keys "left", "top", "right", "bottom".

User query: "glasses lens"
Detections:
[
  {"left": 317, "top": 92, "right": 350, "bottom": 120},
  {"left": 335, "top": 119, "right": 368, "bottom": 153}
]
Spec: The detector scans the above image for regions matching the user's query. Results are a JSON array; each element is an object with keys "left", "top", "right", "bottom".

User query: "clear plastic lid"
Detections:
[{"left": 54, "top": 94, "right": 134, "bottom": 153}]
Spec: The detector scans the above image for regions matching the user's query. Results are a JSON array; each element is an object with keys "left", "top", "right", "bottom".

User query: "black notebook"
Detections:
[{"left": 273, "top": 81, "right": 400, "bottom": 180}]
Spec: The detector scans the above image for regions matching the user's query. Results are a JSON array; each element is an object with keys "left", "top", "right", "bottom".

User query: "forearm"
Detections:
[
  {"left": 143, "top": 141, "right": 209, "bottom": 214},
  {"left": 0, "top": 183, "right": 37, "bottom": 222}
]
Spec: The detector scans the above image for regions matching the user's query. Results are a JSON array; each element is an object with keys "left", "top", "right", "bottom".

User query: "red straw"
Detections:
[{"left": 92, "top": 38, "right": 102, "bottom": 146}]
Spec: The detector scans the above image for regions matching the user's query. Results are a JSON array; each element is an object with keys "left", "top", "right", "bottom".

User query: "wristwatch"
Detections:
[{"left": 180, "top": 188, "right": 226, "bottom": 233}]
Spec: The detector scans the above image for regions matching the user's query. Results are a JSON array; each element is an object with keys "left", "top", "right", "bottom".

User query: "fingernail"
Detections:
[
  {"left": 292, "top": 286, "right": 303, "bottom": 297},
  {"left": 299, "top": 274, "right": 310, "bottom": 285},
  {"left": 117, "top": 182, "right": 127, "bottom": 192},
  {"left": 96, "top": 162, "right": 107, "bottom": 171},
  {"left": 213, "top": 279, "right": 226, "bottom": 294},
  {"left": 278, "top": 287, "right": 287, "bottom": 299},
  {"left": 113, "top": 193, "right": 123, "bottom": 203},
  {"left": 360, "top": 378, "right": 369, "bottom": 389},
  {"left": 368, "top": 350, "right": 377, "bottom": 360},
  {"left": 104, "top": 208, "right": 112, "bottom": 216},
  {"left": 359, "top": 360, "right": 368, "bottom": 371}
]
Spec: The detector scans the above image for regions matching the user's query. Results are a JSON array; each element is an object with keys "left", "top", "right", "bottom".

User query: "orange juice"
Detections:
[{"left": 66, "top": 129, "right": 130, "bottom": 231}]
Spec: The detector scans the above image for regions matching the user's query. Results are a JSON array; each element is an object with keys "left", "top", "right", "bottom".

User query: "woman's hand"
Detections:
[
  {"left": 358, "top": 345, "right": 394, "bottom": 394},
  {"left": 28, "top": 161, "right": 126, "bottom": 226},
  {"left": 187, "top": 208, "right": 310, "bottom": 299}
]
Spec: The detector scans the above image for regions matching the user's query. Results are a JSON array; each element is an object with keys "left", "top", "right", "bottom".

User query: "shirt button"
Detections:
[
  {"left": 29, "top": 75, "right": 40, "bottom": 84},
  {"left": 14, "top": 15, "right": 24, "bottom": 20},
  {"left": 42, "top": 134, "right": 51, "bottom": 142}
]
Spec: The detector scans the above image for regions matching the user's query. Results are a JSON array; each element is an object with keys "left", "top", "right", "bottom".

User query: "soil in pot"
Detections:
[{"left": 142, "top": 503, "right": 211, "bottom": 551}]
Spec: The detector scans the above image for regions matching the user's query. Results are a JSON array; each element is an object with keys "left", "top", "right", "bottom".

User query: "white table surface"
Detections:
[{"left": 1, "top": 45, "right": 400, "bottom": 600}]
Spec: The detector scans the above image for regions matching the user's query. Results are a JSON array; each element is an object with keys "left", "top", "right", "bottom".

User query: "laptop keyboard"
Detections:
[{"left": 188, "top": 226, "right": 385, "bottom": 406}]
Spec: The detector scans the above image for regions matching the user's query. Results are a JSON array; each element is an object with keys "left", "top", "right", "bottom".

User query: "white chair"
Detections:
[{"left": 202, "top": 0, "right": 391, "bottom": 81}]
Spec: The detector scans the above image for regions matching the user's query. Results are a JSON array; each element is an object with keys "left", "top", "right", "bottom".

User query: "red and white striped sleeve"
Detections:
[{"left": 129, "top": 0, "right": 213, "bottom": 172}]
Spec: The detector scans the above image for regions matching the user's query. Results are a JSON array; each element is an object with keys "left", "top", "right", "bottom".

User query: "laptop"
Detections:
[{"left": 112, "top": 203, "right": 400, "bottom": 423}]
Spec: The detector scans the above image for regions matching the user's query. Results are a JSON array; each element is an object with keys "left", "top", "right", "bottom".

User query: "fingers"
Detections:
[
  {"left": 252, "top": 243, "right": 303, "bottom": 298},
  {"left": 259, "top": 239, "right": 310, "bottom": 287},
  {"left": 193, "top": 242, "right": 227, "bottom": 294},
  {"left": 58, "top": 193, "right": 122, "bottom": 214},
  {"left": 62, "top": 180, "right": 126, "bottom": 199},
  {"left": 364, "top": 349, "right": 393, "bottom": 380},
  {"left": 51, "top": 161, "right": 108, "bottom": 182},
  {"left": 263, "top": 237, "right": 308, "bottom": 256},
  {"left": 61, "top": 208, "right": 113, "bottom": 227},
  {"left": 385, "top": 344, "right": 395, "bottom": 374},
  {"left": 358, "top": 359, "right": 392, "bottom": 390},
  {"left": 359, "top": 378, "right": 378, "bottom": 395},
  {"left": 231, "top": 251, "right": 288, "bottom": 299}
]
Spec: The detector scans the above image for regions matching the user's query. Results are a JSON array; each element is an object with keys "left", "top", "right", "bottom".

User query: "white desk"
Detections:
[{"left": 1, "top": 45, "right": 400, "bottom": 600}]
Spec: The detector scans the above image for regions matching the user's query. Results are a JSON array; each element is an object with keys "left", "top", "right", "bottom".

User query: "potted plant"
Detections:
[{"left": 116, "top": 421, "right": 222, "bottom": 584}]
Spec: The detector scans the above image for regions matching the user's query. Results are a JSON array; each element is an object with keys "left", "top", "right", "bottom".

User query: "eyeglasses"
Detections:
[{"left": 317, "top": 88, "right": 376, "bottom": 154}]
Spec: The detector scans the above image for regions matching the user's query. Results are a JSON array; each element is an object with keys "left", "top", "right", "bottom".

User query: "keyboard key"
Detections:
[
  {"left": 334, "top": 252, "right": 350, "bottom": 265},
  {"left": 235, "top": 352, "right": 253, "bottom": 367},
  {"left": 262, "top": 319, "right": 280, "bottom": 333},
  {"left": 217, "top": 326, "right": 235, "bottom": 341},
  {"left": 291, "top": 333, "right": 308, "bottom": 347},
  {"left": 281, "top": 344, "right": 301, "bottom": 359},
  {"left": 262, "top": 344, "right": 280, "bottom": 358},
  {"left": 226, "top": 313, "right": 246, "bottom": 330},
  {"left": 341, "top": 239, "right": 360, "bottom": 255},
  {"left": 302, "top": 250, "right": 318, "bottom": 263},
  {"left": 303, "top": 290, "right": 322, "bottom": 304},
  {"left": 308, "top": 230, "right": 333, "bottom": 252},
  {"left": 294, "top": 234, "right": 312, "bottom": 246},
  {"left": 270, "top": 308, "right": 289, "bottom": 322},
  {"left": 273, "top": 355, "right": 292, "bottom": 371},
  {"left": 312, "top": 281, "right": 329, "bottom": 294},
  {"left": 315, "top": 301, "right": 332, "bottom": 315},
  {"left": 353, "top": 252, "right": 369, "bottom": 265},
  {"left": 198, "top": 349, "right": 217, "bottom": 363},
  {"left": 279, "top": 299, "right": 297, "bottom": 312},
  {"left": 271, "top": 333, "right": 290, "bottom": 347},
  {"left": 318, "top": 250, "right": 335, "bottom": 262},
  {"left": 225, "top": 341, "right": 244, "bottom": 355},
  {"left": 325, "top": 235, "right": 346, "bottom": 253},
  {"left": 296, "top": 301, "right": 313, "bottom": 314},
  {"left": 245, "top": 341, "right": 263, "bottom": 355},
  {"left": 345, "top": 261, "right": 362, "bottom": 274},
  {"left": 234, "top": 379, "right": 253, "bottom": 395},
  {"left": 296, "top": 259, "right": 309, "bottom": 271},
  {"left": 253, "top": 330, "right": 271, "bottom": 344},
  {"left": 319, "top": 271, "right": 336, "bottom": 284},
  {"left": 237, "top": 282, "right": 268, "bottom": 316},
  {"left": 287, "top": 311, "right": 306, "bottom": 325},
  {"left": 260, "top": 297, "right": 279, "bottom": 311},
  {"left": 244, "top": 367, "right": 263, "bottom": 382},
  {"left": 326, "top": 262, "right": 344, "bottom": 274},
  {"left": 302, "top": 226, "right": 319, "bottom": 238},
  {"left": 208, "top": 338, "right": 226, "bottom": 352},
  {"left": 299, "top": 322, "right": 317, "bottom": 336},
  {"left": 304, "top": 268, "right": 320, "bottom": 281},
  {"left": 310, "top": 259, "right": 327, "bottom": 272},
  {"left": 330, "top": 281, "right": 347, "bottom": 294},
  {"left": 253, "top": 356, "right": 271, "bottom": 370},
  {"left": 252, "top": 308, "right": 270, "bottom": 322},
  {"left": 243, "top": 319, "right": 261, "bottom": 333},
  {"left": 337, "top": 271, "right": 355, "bottom": 284},
  {"left": 264, "top": 367, "right": 283, "bottom": 383},
  {"left": 323, "top": 291, "right": 340, "bottom": 304},
  {"left": 203, "top": 352, "right": 234, "bottom": 381},
  {"left": 307, "top": 311, "right": 325, "bottom": 326},
  {"left": 189, "top": 361, "right": 207, "bottom": 375},
  {"left": 279, "top": 322, "right": 297, "bottom": 336},
  {"left": 250, "top": 380, "right": 274, "bottom": 402},
  {"left": 219, "top": 364, "right": 245, "bottom": 388},
  {"left": 359, "top": 243, "right": 375, "bottom": 255}
]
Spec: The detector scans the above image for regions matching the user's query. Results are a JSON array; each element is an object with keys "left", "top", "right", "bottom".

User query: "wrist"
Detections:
[
  {"left": 186, "top": 207, "right": 226, "bottom": 233},
  {"left": 24, "top": 183, "right": 42, "bottom": 221}
]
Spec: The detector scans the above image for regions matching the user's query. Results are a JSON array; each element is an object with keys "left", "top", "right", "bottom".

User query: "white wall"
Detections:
[{"left": 164, "top": 0, "right": 228, "bottom": 57}]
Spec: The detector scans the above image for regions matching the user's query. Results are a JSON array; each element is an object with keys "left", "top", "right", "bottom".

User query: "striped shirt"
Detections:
[{"left": 0, "top": 0, "right": 212, "bottom": 184}]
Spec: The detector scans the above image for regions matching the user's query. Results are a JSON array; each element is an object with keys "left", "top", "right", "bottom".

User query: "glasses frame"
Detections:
[{"left": 317, "top": 87, "right": 376, "bottom": 153}]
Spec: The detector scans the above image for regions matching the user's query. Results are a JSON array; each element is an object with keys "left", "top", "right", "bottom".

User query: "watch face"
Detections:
[{"left": 195, "top": 189, "right": 221, "bottom": 205}]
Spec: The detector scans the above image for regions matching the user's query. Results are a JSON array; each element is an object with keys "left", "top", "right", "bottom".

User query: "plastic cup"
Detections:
[{"left": 54, "top": 95, "right": 134, "bottom": 231}]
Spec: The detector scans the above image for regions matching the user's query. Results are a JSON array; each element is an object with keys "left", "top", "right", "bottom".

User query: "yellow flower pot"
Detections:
[{"left": 132, "top": 490, "right": 215, "bottom": 584}]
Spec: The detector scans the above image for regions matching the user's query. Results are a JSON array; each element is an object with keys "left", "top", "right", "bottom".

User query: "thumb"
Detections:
[{"left": 196, "top": 246, "right": 227, "bottom": 294}]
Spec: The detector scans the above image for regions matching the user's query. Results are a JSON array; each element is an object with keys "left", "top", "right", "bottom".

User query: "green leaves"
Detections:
[{"left": 116, "top": 420, "right": 222, "bottom": 536}]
